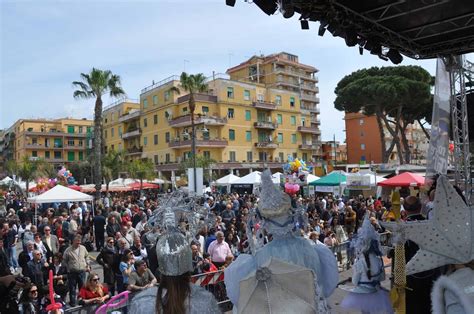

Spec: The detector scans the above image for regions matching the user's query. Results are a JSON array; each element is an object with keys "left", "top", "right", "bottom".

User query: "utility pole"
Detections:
[{"left": 333, "top": 134, "right": 337, "bottom": 167}]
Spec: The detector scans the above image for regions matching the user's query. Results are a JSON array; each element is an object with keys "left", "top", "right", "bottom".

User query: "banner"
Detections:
[
  {"left": 346, "top": 174, "right": 371, "bottom": 190},
  {"left": 426, "top": 58, "right": 450, "bottom": 178}
]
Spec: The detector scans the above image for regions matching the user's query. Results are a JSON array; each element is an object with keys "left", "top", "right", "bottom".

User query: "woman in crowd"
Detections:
[
  {"left": 96, "top": 237, "right": 117, "bottom": 295},
  {"left": 48, "top": 252, "right": 68, "bottom": 301},
  {"left": 19, "top": 283, "right": 40, "bottom": 314},
  {"left": 78, "top": 272, "right": 110, "bottom": 306},
  {"left": 119, "top": 249, "right": 135, "bottom": 292}
]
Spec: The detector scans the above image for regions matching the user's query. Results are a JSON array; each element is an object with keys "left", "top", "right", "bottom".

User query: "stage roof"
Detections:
[{"left": 238, "top": 0, "right": 474, "bottom": 60}]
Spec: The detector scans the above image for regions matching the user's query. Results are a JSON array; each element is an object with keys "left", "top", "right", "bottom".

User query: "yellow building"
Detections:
[
  {"left": 9, "top": 118, "right": 94, "bottom": 167},
  {"left": 103, "top": 52, "right": 322, "bottom": 178},
  {"left": 102, "top": 98, "right": 141, "bottom": 158}
]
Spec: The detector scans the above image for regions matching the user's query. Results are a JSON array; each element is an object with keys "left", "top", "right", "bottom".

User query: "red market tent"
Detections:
[
  {"left": 67, "top": 185, "right": 82, "bottom": 191},
  {"left": 377, "top": 172, "right": 425, "bottom": 187},
  {"left": 128, "top": 182, "right": 160, "bottom": 190}
]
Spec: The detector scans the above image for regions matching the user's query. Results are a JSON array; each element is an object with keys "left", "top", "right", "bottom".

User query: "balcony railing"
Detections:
[
  {"left": 300, "top": 84, "right": 319, "bottom": 92},
  {"left": 252, "top": 101, "right": 276, "bottom": 110},
  {"left": 301, "top": 105, "right": 320, "bottom": 114},
  {"left": 126, "top": 146, "right": 143, "bottom": 155},
  {"left": 122, "top": 128, "right": 141, "bottom": 139},
  {"left": 177, "top": 93, "right": 218, "bottom": 104},
  {"left": 254, "top": 121, "right": 278, "bottom": 129},
  {"left": 169, "top": 138, "right": 228, "bottom": 149},
  {"left": 118, "top": 110, "right": 141, "bottom": 122},
  {"left": 254, "top": 142, "right": 278, "bottom": 149},
  {"left": 299, "top": 143, "right": 319, "bottom": 150},
  {"left": 64, "top": 145, "right": 85, "bottom": 150},
  {"left": 25, "top": 130, "right": 89, "bottom": 137},
  {"left": 311, "top": 117, "right": 321, "bottom": 124},
  {"left": 25, "top": 144, "right": 51, "bottom": 149},
  {"left": 274, "top": 68, "right": 318, "bottom": 82},
  {"left": 168, "top": 114, "right": 227, "bottom": 128},
  {"left": 301, "top": 94, "right": 319, "bottom": 103},
  {"left": 297, "top": 126, "right": 321, "bottom": 135}
]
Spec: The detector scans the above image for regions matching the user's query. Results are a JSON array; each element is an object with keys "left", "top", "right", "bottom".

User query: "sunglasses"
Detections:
[
  {"left": 108, "top": 241, "right": 114, "bottom": 244},
  {"left": 92, "top": 278, "right": 99, "bottom": 282},
  {"left": 45, "top": 229, "right": 51, "bottom": 231},
  {"left": 30, "top": 289, "right": 38, "bottom": 293}
]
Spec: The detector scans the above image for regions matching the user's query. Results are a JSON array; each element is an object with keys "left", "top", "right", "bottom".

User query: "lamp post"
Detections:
[{"left": 191, "top": 111, "right": 197, "bottom": 194}]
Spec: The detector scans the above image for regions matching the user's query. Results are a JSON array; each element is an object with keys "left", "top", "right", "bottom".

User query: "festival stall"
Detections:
[
  {"left": 308, "top": 171, "right": 346, "bottom": 196},
  {"left": 345, "top": 171, "right": 386, "bottom": 198},
  {"left": 213, "top": 173, "right": 241, "bottom": 193},
  {"left": 231, "top": 171, "right": 262, "bottom": 194},
  {"left": 377, "top": 171, "right": 425, "bottom": 199}
]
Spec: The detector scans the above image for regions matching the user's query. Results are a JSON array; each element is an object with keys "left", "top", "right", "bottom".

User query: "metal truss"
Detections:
[{"left": 445, "top": 55, "right": 472, "bottom": 203}]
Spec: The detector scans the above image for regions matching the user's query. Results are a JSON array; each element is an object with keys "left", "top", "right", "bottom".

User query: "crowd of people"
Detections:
[{"left": 0, "top": 187, "right": 420, "bottom": 313}]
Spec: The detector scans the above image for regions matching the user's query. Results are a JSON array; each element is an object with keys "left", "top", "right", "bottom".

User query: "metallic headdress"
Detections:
[
  {"left": 258, "top": 169, "right": 292, "bottom": 218},
  {"left": 156, "top": 231, "right": 193, "bottom": 276},
  {"left": 384, "top": 175, "right": 474, "bottom": 274}
]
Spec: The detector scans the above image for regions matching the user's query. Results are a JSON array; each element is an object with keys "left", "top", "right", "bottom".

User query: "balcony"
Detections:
[
  {"left": 252, "top": 101, "right": 276, "bottom": 110},
  {"left": 254, "top": 141, "right": 278, "bottom": 149},
  {"left": 177, "top": 93, "right": 217, "bottom": 104},
  {"left": 169, "top": 138, "right": 228, "bottom": 149},
  {"left": 126, "top": 146, "right": 143, "bottom": 156},
  {"left": 297, "top": 126, "right": 321, "bottom": 135},
  {"left": 64, "top": 145, "right": 85, "bottom": 150},
  {"left": 301, "top": 94, "right": 319, "bottom": 103},
  {"left": 25, "top": 144, "right": 51, "bottom": 149},
  {"left": 168, "top": 114, "right": 227, "bottom": 128},
  {"left": 300, "top": 84, "right": 319, "bottom": 93},
  {"left": 119, "top": 110, "right": 141, "bottom": 123},
  {"left": 254, "top": 121, "right": 278, "bottom": 129},
  {"left": 25, "top": 130, "right": 89, "bottom": 138},
  {"left": 301, "top": 105, "right": 320, "bottom": 114},
  {"left": 274, "top": 68, "right": 318, "bottom": 82},
  {"left": 299, "top": 143, "right": 319, "bottom": 150},
  {"left": 311, "top": 117, "right": 321, "bottom": 125},
  {"left": 122, "top": 128, "right": 141, "bottom": 139}
]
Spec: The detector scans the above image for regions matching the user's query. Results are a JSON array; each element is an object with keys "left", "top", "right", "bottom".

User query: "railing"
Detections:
[
  {"left": 118, "top": 110, "right": 141, "bottom": 122},
  {"left": 255, "top": 141, "right": 278, "bottom": 149},
  {"left": 103, "top": 98, "right": 139, "bottom": 111},
  {"left": 254, "top": 121, "right": 278, "bottom": 129},
  {"left": 252, "top": 100, "right": 277, "bottom": 110},
  {"left": 169, "top": 139, "right": 228, "bottom": 148},
  {"left": 168, "top": 114, "right": 227, "bottom": 127},
  {"left": 299, "top": 143, "right": 318, "bottom": 150},
  {"left": 25, "top": 130, "right": 89, "bottom": 137},
  {"left": 297, "top": 126, "right": 321, "bottom": 134},
  {"left": 140, "top": 75, "right": 180, "bottom": 94},
  {"left": 122, "top": 128, "right": 141, "bottom": 139},
  {"left": 177, "top": 93, "right": 218, "bottom": 103},
  {"left": 126, "top": 146, "right": 143, "bottom": 154}
]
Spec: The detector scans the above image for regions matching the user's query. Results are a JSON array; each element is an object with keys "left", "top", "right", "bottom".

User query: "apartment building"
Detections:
[
  {"left": 102, "top": 52, "right": 322, "bottom": 178},
  {"left": 3, "top": 118, "right": 93, "bottom": 168},
  {"left": 102, "top": 99, "right": 141, "bottom": 157},
  {"left": 345, "top": 112, "right": 428, "bottom": 164},
  {"left": 321, "top": 141, "right": 347, "bottom": 164}
]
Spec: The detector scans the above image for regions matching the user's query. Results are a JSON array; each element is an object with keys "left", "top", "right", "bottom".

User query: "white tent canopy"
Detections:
[
  {"left": 0, "top": 176, "right": 13, "bottom": 185},
  {"left": 232, "top": 171, "right": 262, "bottom": 185},
  {"left": 306, "top": 174, "right": 320, "bottom": 185},
  {"left": 27, "top": 185, "right": 93, "bottom": 203},
  {"left": 215, "top": 173, "right": 241, "bottom": 185}
]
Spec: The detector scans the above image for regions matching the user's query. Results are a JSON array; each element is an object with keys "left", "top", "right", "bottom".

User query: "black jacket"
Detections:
[{"left": 96, "top": 246, "right": 117, "bottom": 283}]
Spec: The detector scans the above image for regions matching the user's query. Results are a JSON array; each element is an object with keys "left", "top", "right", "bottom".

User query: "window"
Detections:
[
  {"left": 154, "top": 114, "right": 158, "bottom": 125},
  {"left": 360, "top": 131, "right": 364, "bottom": 137},
  {"left": 45, "top": 139, "right": 50, "bottom": 147},
  {"left": 78, "top": 140, "right": 83, "bottom": 147},
  {"left": 143, "top": 99, "right": 148, "bottom": 109},
  {"left": 229, "top": 129, "right": 235, "bottom": 141},
  {"left": 202, "top": 106, "right": 209, "bottom": 115},
  {"left": 67, "top": 139, "right": 74, "bottom": 146},
  {"left": 359, "top": 119, "right": 364, "bottom": 125},
  {"left": 182, "top": 107, "right": 188, "bottom": 113},
  {"left": 87, "top": 126, "right": 92, "bottom": 133},
  {"left": 54, "top": 151, "right": 62, "bottom": 159},
  {"left": 291, "top": 134, "right": 297, "bottom": 144},
  {"left": 246, "top": 131, "right": 252, "bottom": 142},
  {"left": 277, "top": 133, "right": 283, "bottom": 143},
  {"left": 78, "top": 126, "right": 83, "bottom": 133},
  {"left": 104, "top": 130, "right": 107, "bottom": 139},
  {"left": 154, "top": 134, "right": 158, "bottom": 145},
  {"left": 290, "top": 97, "right": 295, "bottom": 107},
  {"left": 79, "top": 151, "right": 83, "bottom": 161},
  {"left": 143, "top": 118, "right": 148, "bottom": 128},
  {"left": 67, "top": 125, "right": 75, "bottom": 133},
  {"left": 32, "top": 138, "right": 37, "bottom": 145},
  {"left": 153, "top": 95, "right": 158, "bottom": 105},
  {"left": 32, "top": 151, "right": 37, "bottom": 157},
  {"left": 361, "top": 143, "right": 366, "bottom": 150},
  {"left": 257, "top": 94, "right": 264, "bottom": 102},
  {"left": 45, "top": 151, "right": 50, "bottom": 159},
  {"left": 154, "top": 155, "right": 159, "bottom": 164},
  {"left": 245, "top": 110, "right": 251, "bottom": 121},
  {"left": 279, "top": 152, "right": 284, "bottom": 162},
  {"left": 118, "top": 126, "right": 122, "bottom": 138},
  {"left": 144, "top": 136, "right": 148, "bottom": 146},
  {"left": 229, "top": 151, "right": 236, "bottom": 162},
  {"left": 165, "top": 132, "right": 170, "bottom": 143},
  {"left": 165, "top": 153, "right": 170, "bottom": 163},
  {"left": 247, "top": 151, "right": 253, "bottom": 162},
  {"left": 290, "top": 116, "right": 296, "bottom": 125},
  {"left": 54, "top": 138, "right": 62, "bottom": 148},
  {"left": 111, "top": 128, "right": 114, "bottom": 137},
  {"left": 164, "top": 90, "right": 170, "bottom": 101},
  {"left": 275, "top": 95, "right": 282, "bottom": 105},
  {"left": 277, "top": 114, "right": 283, "bottom": 124},
  {"left": 244, "top": 90, "right": 250, "bottom": 101},
  {"left": 203, "top": 151, "right": 211, "bottom": 159},
  {"left": 302, "top": 153, "right": 308, "bottom": 161},
  {"left": 68, "top": 151, "right": 74, "bottom": 162},
  {"left": 227, "top": 87, "right": 234, "bottom": 98},
  {"left": 227, "top": 108, "right": 234, "bottom": 119},
  {"left": 293, "top": 153, "right": 297, "bottom": 159}
]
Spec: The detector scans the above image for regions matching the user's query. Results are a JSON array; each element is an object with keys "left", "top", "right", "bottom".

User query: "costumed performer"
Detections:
[
  {"left": 224, "top": 169, "right": 338, "bottom": 313},
  {"left": 341, "top": 216, "right": 393, "bottom": 314}
]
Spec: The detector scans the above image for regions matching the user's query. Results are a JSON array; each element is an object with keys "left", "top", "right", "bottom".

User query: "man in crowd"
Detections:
[
  {"left": 42, "top": 225, "right": 59, "bottom": 262},
  {"left": 207, "top": 231, "right": 233, "bottom": 268},
  {"left": 93, "top": 209, "right": 106, "bottom": 251},
  {"left": 26, "top": 250, "right": 48, "bottom": 292},
  {"left": 63, "top": 234, "right": 90, "bottom": 306},
  {"left": 191, "top": 243, "right": 204, "bottom": 274},
  {"left": 127, "top": 260, "right": 157, "bottom": 292}
]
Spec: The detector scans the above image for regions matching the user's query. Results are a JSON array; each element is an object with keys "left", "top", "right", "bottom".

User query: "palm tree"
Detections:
[
  {"left": 103, "top": 149, "right": 127, "bottom": 193},
  {"left": 170, "top": 72, "right": 208, "bottom": 193},
  {"left": 6, "top": 156, "right": 46, "bottom": 196},
  {"left": 72, "top": 68, "right": 126, "bottom": 201},
  {"left": 127, "top": 158, "right": 155, "bottom": 195}
]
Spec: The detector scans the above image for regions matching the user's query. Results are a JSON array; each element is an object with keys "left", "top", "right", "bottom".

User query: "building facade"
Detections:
[
  {"left": 103, "top": 52, "right": 322, "bottom": 179},
  {"left": 4, "top": 118, "right": 94, "bottom": 168},
  {"left": 321, "top": 141, "right": 347, "bottom": 165},
  {"left": 344, "top": 112, "right": 428, "bottom": 165}
]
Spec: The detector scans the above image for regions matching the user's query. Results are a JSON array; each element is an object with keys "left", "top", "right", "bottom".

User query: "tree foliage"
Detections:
[
  {"left": 102, "top": 149, "right": 127, "bottom": 192},
  {"left": 6, "top": 157, "right": 50, "bottom": 196},
  {"left": 334, "top": 66, "right": 433, "bottom": 163},
  {"left": 72, "top": 68, "right": 126, "bottom": 200},
  {"left": 127, "top": 158, "right": 155, "bottom": 194},
  {"left": 179, "top": 155, "right": 216, "bottom": 184}
]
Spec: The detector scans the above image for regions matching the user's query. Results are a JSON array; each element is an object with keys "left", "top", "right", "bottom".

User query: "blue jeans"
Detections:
[
  {"left": 8, "top": 246, "right": 18, "bottom": 268},
  {"left": 68, "top": 271, "right": 86, "bottom": 305}
]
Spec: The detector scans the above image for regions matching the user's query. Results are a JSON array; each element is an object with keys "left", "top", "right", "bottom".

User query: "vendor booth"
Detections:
[
  {"left": 231, "top": 171, "right": 262, "bottom": 194},
  {"left": 309, "top": 171, "right": 346, "bottom": 196},
  {"left": 214, "top": 173, "right": 240, "bottom": 193}
]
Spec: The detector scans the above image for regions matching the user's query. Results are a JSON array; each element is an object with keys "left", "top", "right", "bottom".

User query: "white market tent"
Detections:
[
  {"left": 27, "top": 184, "right": 93, "bottom": 203},
  {"left": 232, "top": 171, "right": 262, "bottom": 185},
  {"left": 215, "top": 173, "right": 241, "bottom": 185},
  {"left": 0, "top": 176, "right": 13, "bottom": 185},
  {"left": 271, "top": 172, "right": 283, "bottom": 184},
  {"left": 306, "top": 174, "right": 320, "bottom": 185}
]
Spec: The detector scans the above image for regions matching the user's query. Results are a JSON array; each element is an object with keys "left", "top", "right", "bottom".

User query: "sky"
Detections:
[{"left": 0, "top": 0, "right": 446, "bottom": 142}]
